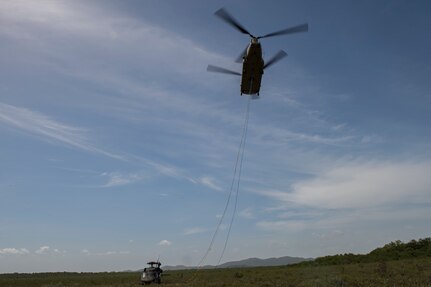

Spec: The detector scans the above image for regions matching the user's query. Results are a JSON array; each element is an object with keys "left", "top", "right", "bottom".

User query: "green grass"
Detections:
[{"left": 1, "top": 257, "right": 431, "bottom": 287}]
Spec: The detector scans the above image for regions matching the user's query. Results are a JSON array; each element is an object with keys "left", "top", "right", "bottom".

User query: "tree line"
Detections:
[{"left": 296, "top": 237, "right": 431, "bottom": 266}]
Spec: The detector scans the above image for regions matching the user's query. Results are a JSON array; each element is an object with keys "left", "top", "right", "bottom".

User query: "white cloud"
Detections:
[
  {"left": 255, "top": 161, "right": 431, "bottom": 209},
  {"left": 289, "top": 161, "right": 431, "bottom": 209},
  {"left": 157, "top": 240, "right": 172, "bottom": 246},
  {"left": 0, "top": 248, "right": 30, "bottom": 255},
  {"left": 102, "top": 171, "right": 145, "bottom": 187},
  {"left": 253, "top": 160, "right": 431, "bottom": 238},
  {"left": 35, "top": 246, "right": 50, "bottom": 254},
  {"left": 1, "top": 245, "right": 134, "bottom": 259},
  {"left": 183, "top": 227, "right": 207, "bottom": 235}
]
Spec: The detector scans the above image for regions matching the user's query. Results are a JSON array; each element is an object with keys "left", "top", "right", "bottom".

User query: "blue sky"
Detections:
[{"left": 1, "top": 0, "right": 430, "bottom": 273}]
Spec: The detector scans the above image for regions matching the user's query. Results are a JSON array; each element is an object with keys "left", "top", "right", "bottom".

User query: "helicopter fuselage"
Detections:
[
  {"left": 208, "top": 7, "right": 308, "bottom": 96},
  {"left": 241, "top": 39, "right": 264, "bottom": 95}
]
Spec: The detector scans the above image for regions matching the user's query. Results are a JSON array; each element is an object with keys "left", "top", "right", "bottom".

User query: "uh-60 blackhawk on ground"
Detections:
[
  {"left": 140, "top": 261, "right": 163, "bottom": 285},
  {"left": 207, "top": 8, "right": 308, "bottom": 96}
]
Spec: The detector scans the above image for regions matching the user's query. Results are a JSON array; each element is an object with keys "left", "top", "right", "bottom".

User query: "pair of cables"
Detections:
[{"left": 197, "top": 95, "right": 251, "bottom": 269}]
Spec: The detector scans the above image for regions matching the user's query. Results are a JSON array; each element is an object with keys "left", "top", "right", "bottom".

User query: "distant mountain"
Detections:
[
  {"left": 218, "top": 256, "right": 312, "bottom": 268},
  {"left": 161, "top": 265, "right": 189, "bottom": 271},
  {"left": 163, "top": 256, "right": 311, "bottom": 270}
]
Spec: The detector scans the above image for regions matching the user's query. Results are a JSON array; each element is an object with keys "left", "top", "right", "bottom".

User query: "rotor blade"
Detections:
[
  {"left": 258, "top": 23, "right": 308, "bottom": 39},
  {"left": 214, "top": 8, "right": 253, "bottom": 37},
  {"left": 235, "top": 45, "right": 249, "bottom": 63},
  {"left": 263, "top": 50, "right": 287, "bottom": 69},
  {"left": 207, "top": 65, "right": 241, "bottom": 76}
]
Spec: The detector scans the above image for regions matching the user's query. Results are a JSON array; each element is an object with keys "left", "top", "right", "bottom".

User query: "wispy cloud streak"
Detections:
[
  {"left": 101, "top": 171, "right": 146, "bottom": 187},
  {"left": 0, "top": 102, "right": 124, "bottom": 160},
  {"left": 183, "top": 227, "right": 207, "bottom": 235}
]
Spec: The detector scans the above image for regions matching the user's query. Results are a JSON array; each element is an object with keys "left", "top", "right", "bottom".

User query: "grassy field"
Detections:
[{"left": 1, "top": 257, "right": 431, "bottom": 287}]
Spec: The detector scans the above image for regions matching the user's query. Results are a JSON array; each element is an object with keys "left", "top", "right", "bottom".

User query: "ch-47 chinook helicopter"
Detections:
[{"left": 207, "top": 8, "right": 308, "bottom": 96}]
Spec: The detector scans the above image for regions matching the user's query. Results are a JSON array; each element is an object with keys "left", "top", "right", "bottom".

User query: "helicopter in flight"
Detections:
[{"left": 207, "top": 8, "right": 308, "bottom": 96}]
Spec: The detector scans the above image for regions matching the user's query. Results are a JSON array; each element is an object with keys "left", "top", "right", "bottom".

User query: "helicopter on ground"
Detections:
[{"left": 207, "top": 8, "right": 308, "bottom": 96}]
